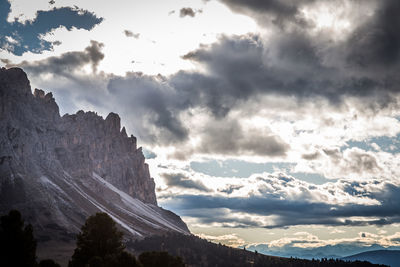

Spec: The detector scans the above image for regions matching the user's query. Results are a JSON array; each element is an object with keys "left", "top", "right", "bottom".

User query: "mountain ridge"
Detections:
[
  {"left": 0, "top": 67, "right": 189, "bottom": 264},
  {"left": 342, "top": 250, "right": 400, "bottom": 267}
]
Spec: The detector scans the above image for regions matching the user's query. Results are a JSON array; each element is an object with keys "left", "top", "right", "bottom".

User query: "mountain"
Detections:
[
  {"left": 342, "top": 250, "right": 400, "bottom": 267},
  {"left": 247, "top": 243, "right": 396, "bottom": 260},
  {"left": 0, "top": 67, "right": 189, "bottom": 264}
]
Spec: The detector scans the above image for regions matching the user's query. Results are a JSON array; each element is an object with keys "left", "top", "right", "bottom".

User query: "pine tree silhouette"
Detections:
[
  {"left": 68, "top": 212, "right": 133, "bottom": 267},
  {"left": 39, "top": 259, "right": 61, "bottom": 267},
  {"left": 0, "top": 210, "right": 37, "bottom": 267}
]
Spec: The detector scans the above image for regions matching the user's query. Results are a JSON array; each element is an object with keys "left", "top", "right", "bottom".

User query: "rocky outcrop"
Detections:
[
  {"left": 0, "top": 67, "right": 156, "bottom": 205},
  {"left": 57, "top": 110, "right": 156, "bottom": 204},
  {"left": 0, "top": 67, "right": 189, "bottom": 265}
]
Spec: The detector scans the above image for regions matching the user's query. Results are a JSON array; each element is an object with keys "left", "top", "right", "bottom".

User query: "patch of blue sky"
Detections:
[
  {"left": 190, "top": 159, "right": 293, "bottom": 178},
  {"left": 0, "top": 0, "right": 102, "bottom": 56},
  {"left": 190, "top": 159, "right": 331, "bottom": 184},
  {"left": 288, "top": 172, "right": 330, "bottom": 185},
  {"left": 142, "top": 148, "right": 157, "bottom": 159},
  {"left": 345, "top": 133, "right": 400, "bottom": 154}
]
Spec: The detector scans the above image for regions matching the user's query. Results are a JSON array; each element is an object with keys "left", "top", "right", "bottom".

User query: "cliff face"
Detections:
[
  {"left": 0, "top": 67, "right": 156, "bottom": 205},
  {"left": 0, "top": 67, "right": 189, "bottom": 264},
  {"left": 58, "top": 110, "right": 156, "bottom": 205}
]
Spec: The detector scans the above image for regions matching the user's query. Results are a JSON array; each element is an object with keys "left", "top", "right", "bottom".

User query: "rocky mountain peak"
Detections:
[
  {"left": 0, "top": 67, "right": 189, "bottom": 265},
  {"left": 1, "top": 67, "right": 158, "bottom": 204},
  {"left": 0, "top": 67, "right": 31, "bottom": 96},
  {"left": 58, "top": 108, "right": 154, "bottom": 204},
  {"left": 105, "top": 112, "right": 121, "bottom": 132},
  {"left": 121, "top": 126, "right": 128, "bottom": 137},
  {"left": 34, "top": 88, "right": 56, "bottom": 102},
  {"left": 34, "top": 88, "right": 60, "bottom": 120}
]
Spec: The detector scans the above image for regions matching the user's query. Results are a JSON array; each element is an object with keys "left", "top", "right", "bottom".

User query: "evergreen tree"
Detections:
[
  {"left": 39, "top": 259, "right": 61, "bottom": 267},
  {"left": 68, "top": 212, "right": 125, "bottom": 267},
  {"left": 87, "top": 256, "right": 103, "bottom": 267},
  {"left": 139, "top": 251, "right": 185, "bottom": 267},
  {"left": 0, "top": 210, "right": 37, "bottom": 267},
  {"left": 106, "top": 251, "right": 141, "bottom": 267}
]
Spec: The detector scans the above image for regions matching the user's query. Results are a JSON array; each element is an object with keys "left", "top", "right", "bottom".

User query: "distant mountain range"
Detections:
[
  {"left": 247, "top": 243, "right": 400, "bottom": 260},
  {"left": 247, "top": 243, "right": 399, "bottom": 267},
  {"left": 342, "top": 250, "right": 400, "bottom": 267}
]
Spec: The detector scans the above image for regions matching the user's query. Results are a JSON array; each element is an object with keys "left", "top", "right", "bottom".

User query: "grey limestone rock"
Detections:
[
  {"left": 0, "top": 67, "right": 157, "bottom": 205},
  {"left": 0, "top": 67, "right": 189, "bottom": 265}
]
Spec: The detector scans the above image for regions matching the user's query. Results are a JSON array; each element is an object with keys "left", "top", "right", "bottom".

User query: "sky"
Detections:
[{"left": 1, "top": 0, "right": 400, "bottom": 258}]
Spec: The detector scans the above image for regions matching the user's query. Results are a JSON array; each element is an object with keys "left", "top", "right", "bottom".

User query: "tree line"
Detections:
[
  {"left": 130, "top": 232, "right": 388, "bottom": 267},
  {"left": 0, "top": 210, "right": 184, "bottom": 267}
]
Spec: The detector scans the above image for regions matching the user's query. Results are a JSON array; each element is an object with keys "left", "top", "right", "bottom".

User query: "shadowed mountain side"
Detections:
[
  {"left": 342, "top": 250, "right": 400, "bottom": 267},
  {"left": 0, "top": 67, "right": 189, "bottom": 265}
]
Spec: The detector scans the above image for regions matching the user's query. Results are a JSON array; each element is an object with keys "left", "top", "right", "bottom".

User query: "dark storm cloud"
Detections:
[
  {"left": 219, "top": 0, "right": 316, "bottom": 26},
  {"left": 162, "top": 179, "right": 400, "bottom": 228},
  {"left": 180, "top": 33, "right": 323, "bottom": 105},
  {"left": 179, "top": 8, "right": 196, "bottom": 17},
  {"left": 216, "top": 0, "right": 400, "bottom": 97},
  {"left": 178, "top": 33, "right": 395, "bottom": 107},
  {"left": 176, "top": 34, "right": 293, "bottom": 116},
  {"left": 178, "top": 207, "right": 262, "bottom": 228},
  {"left": 13, "top": 41, "right": 104, "bottom": 74},
  {"left": 222, "top": 0, "right": 298, "bottom": 16},
  {"left": 346, "top": 0, "right": 400, "bottom": 69},
  {"left": 0, "top": 0, "right": 102, "bottom": 56},
  {"left": 124, "top": 30, "right": 140, "bottom": 39},
  {"left": 107, "top": 73, "right": 189, "bottom": 144},
  {"left": 162, "top": 173, "right": 211, "bottom": 192}
]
